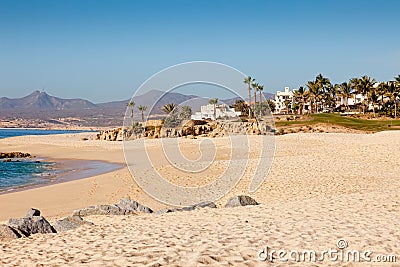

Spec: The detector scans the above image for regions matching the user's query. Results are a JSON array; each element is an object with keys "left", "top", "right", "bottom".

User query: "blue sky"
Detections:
[{"left": 0, "top": 0, "right": 399, "bottom": 102}]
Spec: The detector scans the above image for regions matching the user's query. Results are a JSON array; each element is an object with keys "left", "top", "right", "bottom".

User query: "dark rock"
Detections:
[
  {"left": 0, "top": 224, "right": 21, "bottom": 239},
  {"left": 25, "top": 208, "right": 41, "bottom": 218},
  {"left": 116, "top": 198, "right": 153, "bottom": 213},
  {"left": 53, "top": 215, "right": 94, "bottom": 232},
  {"left": 0, "top": 152, "right": 31, "bottom": 159},
  {"left": 73, "top": 205, "right": 136, "bottom": 217},
  {"left": 224, "top": 195, "right": 259, "bottom": 208},
  {"left": 8, "top": 216, "right": 56, "bottom": 236}
]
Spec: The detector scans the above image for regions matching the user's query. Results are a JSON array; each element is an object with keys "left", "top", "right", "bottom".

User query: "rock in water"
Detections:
[
  {"left": 25, "top": 208, "right": 41, "bottom": 218},
  {"left": 8, "top": 216, "right": 56, "bottom": 236},
  {"left": 116, "top": 198, "right": 153, "bottom": 213},
  {"left": 0, "top": 225, "right": 21, "bottom": 239},
  {"left": 53, "top": 216, "right": 94, "bottom": 232},
  {"left": 224, "top": 195, "right": 259, "bottom": 208}
]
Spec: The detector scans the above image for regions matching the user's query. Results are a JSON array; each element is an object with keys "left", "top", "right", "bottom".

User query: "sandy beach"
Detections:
[{"left": 1, "top": 131, "right": 400, "bottom": 265}]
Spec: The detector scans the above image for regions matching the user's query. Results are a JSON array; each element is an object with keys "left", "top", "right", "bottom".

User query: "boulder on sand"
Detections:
[
  {"left": 73, "top": 198, "right": 153, "bottom": 216},
  {"left": 224, "top": 195, "right": 259, "bottom": 208},
  {"left": 73, "top": 204, "right": 136, "bottom": 216},
  {"left": 116, "top": 198, "right": 153, "bottom": 213},
  {"left": 8, "top": 208, "right": 56, "bottom": 236},
  {"left": 0, "top": 225, "right": 21, "bottom": 239},
  {"left": 53, "top": 215, "right": 94, "bottom": 232}
]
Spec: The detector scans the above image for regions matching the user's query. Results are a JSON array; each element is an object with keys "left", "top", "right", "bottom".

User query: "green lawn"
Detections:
[{"left": 275, "top": 113, "right": 400, "bottom": 132}]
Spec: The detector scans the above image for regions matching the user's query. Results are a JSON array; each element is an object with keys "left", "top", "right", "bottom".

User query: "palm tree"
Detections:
[
  {"left": 257, "top": 84, "right": 264, "bottom": 116},
  {"left": 162, "top": 103, "right": 177, "bottom": 114},
  {"left": 244, "top": 76, "right": 255, "bottom": 116},
  {"left": 306, "top": 80, "right": 320, "bottom": 113},
  {"left": 230, "top": 99, "right": 249, "bottom": 115},
  {"left": 251, "top": 82, "right": 259, "bottom": 113},
  {"left": 387, "top": 79, "right": 400, "bottom": 118},
  {"left": 258, "top": 84, "right": 264, "bottom": 103},
  {"left": 376, "top": 82, "right": 388, "bottom": 111},
  {"left": 350, "top": 77, "right": 361, "bottom": 108},
  {"left": 339, "top": 82, "right": 353, "bottom": 111},
  {"left": 180, "top": 105, "right": 192, "bottom": 120},
  {"left": 209, "top": 98, "right": 218, "bottom": 120},
  {"left": 293, "top": 86, "right": 309, "bottom": 114},
  {"left": 137, "top": 105, "right": 147, "bottom": 122},
  {"left": 127, "top": 101, "right": 135, "bottom": 118},
  {"left": 315, "top": 74, "right": 331, "bottom": 111},
  {"left": 368, "top": 87, "right": 379, "bottom": 117},
  {"left": 357, "top": 75, "right": 376, "bottom": 114}
]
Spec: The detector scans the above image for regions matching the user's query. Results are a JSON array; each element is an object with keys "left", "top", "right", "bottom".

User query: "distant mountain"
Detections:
[
  {"left": 97, "top": 89, "right": 199, "bottom": 114},
  {"left": 0, "top": 91, "right": 97, "bottom": 111},
  {"left": 222, "top": 92, "right": 275, "bottom": 106},
  {"left": 0, "top": 89, "right": 276, "bottom": 127}
]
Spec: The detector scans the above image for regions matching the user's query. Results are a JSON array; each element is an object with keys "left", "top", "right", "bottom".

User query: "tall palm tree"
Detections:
[
  {"left": 244, "top": 76, "right": 255, "bottom": 116},
  {"left": 209, "top": 98, "right": 218, "bottom": 120},
  {"left": 258, "top": 84, "right": 264, "bottom": 103},
  {"left": 127, "top": 101, "right": 135, "bottom": 118},
  {"left": 350, "top": 77, "right": 361, "bottom": 107},
  {"left": 137, "top": 105, "right": 147, "bottom": 122},
  {"left": 339, "top": 82, "right": 353, "bottom": 111},
  {"left": 306, "top": 80, "right": 320, "bottom": 113},
  {"left": 376, "top": 82, "right": 388, "bottom": 111},
  {"left": 293, "top": 86, "right": 309, "bottom": 114},
  {"left": 251, "top": 82, "right": 259, "bottom": 113},
  {"left": 315, "top": 74, "right": 331, "bottom": 111},
  {"left": 368, "top": 88, "right": 379, "bottom": 117},
  {"left": 257, "top": 84, "right": 264, "bottom": 116},
  {"left": 358, "top": 75, "right": 376, "bottom": 114},
  {"left": 162, "top": 103, "right": 177, "bottom": 114},
  {"left": 387, "top": 80, "right": 400, "bottom": 118}
]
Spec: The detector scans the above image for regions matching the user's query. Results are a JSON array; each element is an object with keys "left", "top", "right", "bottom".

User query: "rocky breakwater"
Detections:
[
  {"left": 97, "top": 119, "right": 275, "bottom": 141},
  {"left": 0, "top": 152, "right": 32, "bottom": 159}
]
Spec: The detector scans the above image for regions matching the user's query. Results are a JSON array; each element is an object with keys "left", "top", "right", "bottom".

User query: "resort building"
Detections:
[
  {"left": 273, "top": 87, "right": 295, "bottom": 114},
  {"left": 191, "top": 104, "right": 241, "bottom": 120}
]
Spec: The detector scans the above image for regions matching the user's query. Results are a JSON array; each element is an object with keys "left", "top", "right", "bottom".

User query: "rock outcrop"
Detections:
[
  {"left": 97, "top": 120, "right": 275, "bottom": 141},
  {"left": 116, "top": 198, "right": 153, "bottom": 213},
  {"left": 224, "top": 195, "right": 259, "bottom": 208},
  {"left": 0, "top": 152, "right": 32, "bottom": 159},
  {"left": 53, "top": 215, "right": 94, "bottom": 232},
  {"left": 73, "top": 205, "right": 136, "bottom": 216},
  {"left": 8, "top": 210, "right": 56, "bottom": 236},
  {"left": 73, "top": 198, "right": 153, "bottom": 216}
]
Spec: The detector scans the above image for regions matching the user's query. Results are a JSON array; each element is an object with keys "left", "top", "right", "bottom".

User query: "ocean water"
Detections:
[
  {"left": 0, "top": 128, "right": 87, "bottom": 139},
  {"left": 0, "top": 160, "right": 55, "bottom": 191},
  {"left": 0, "top": 129, "right": 92, "bottom": 192}
]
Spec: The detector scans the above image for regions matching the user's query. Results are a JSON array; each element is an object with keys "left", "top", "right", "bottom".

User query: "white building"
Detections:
[
  {"left": 191, "top": 104, "right": 241, "bottom": 120},
  {"left": 273, "top": 87, "right": 294, "bottom": 114}
]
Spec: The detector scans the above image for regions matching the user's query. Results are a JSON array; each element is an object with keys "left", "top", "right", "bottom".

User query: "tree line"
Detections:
[{"left": 292, "top": 74, "right": 400, "bottom": 118}]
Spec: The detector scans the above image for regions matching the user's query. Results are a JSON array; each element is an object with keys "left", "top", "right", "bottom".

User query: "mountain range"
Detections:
[
  {"left": 0, "top": 90, "right": 274, "bottom": 127},
  {"left": 0, "top": 90, "right": 274, "bottom": 112}
]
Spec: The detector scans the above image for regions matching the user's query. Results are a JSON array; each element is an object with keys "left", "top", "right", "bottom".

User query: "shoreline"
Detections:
[{"left": 0, "top": 158, "right": 123, "bottom": 196}]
